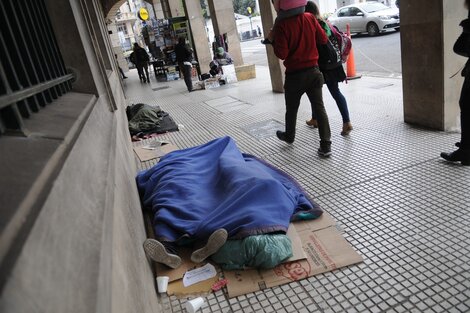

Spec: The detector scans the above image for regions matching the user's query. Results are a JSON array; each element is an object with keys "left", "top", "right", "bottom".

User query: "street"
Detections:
[{"left": 240, "top": 30, "right": 402, "bottom": 78}]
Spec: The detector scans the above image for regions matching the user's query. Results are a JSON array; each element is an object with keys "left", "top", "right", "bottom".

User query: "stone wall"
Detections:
[{"left": 0, "top": 1, "right": 161, "bottom": 312}]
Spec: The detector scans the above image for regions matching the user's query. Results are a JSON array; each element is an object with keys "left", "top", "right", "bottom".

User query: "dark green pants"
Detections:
[{"left": 284, "top": 67, "right": 331, "bottom": 145}]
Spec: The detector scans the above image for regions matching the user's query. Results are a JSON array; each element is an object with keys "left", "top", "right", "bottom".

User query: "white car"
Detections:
[{"left": 328, "top": 2, "right": 400, "bottom": 36}]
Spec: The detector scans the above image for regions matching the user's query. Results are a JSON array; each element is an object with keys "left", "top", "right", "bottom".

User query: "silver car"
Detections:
[{"left": 328, "top": 2, "right": 400, "bottom": 36}]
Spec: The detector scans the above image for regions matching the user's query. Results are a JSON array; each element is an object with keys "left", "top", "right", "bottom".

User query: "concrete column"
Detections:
[
  {"left": 168, "top": 0, "right": 185, "bottom": 17},
  {"left": 401, "top": 0, "right": 466, "bottom": 130},
  {"left": 258, "top": 0, "right": 285, "bottom": 93},
  {"left": 207, "top": 0, "right": 244, "bottom": 66},
  {"left": 185, "top": 0, "right": 212, "bottom": 73}
]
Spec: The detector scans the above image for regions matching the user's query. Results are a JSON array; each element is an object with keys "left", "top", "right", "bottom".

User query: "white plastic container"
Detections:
[
  {"left": 185, "top": 297, "right": 205, "bottom": 313},
  {"left": 156, "top": 276, "right": 169, "bottom": 293}
]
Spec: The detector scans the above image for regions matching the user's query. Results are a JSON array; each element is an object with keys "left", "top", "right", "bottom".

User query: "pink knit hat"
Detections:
[{"left": 279, "top": 0, "right": 307, "bottom": 10}]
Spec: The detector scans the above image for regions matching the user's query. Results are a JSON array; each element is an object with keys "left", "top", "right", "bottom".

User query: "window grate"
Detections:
[{"left": 0, "top": 0, "right": 74, "bottom": 136}]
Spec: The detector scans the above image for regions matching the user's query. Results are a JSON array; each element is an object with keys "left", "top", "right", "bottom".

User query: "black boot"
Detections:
[
  {"left": 318, "top": 140, "right": 332, "bottom": 158},
  {"left": 440, "top": 145, "right": 470, "bottom": 166},
  {"left": 276, "top": 131, "right": 294, "bottom": 144}
]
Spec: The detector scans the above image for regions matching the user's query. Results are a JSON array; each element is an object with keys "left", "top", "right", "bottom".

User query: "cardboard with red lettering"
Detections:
[{"left": 224, "top": 213, "right": 363, "bottom": 298}]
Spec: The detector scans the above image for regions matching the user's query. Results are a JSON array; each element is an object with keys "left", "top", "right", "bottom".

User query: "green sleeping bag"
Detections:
[{"left": 211, "top": 234, "right": 293, "bottom": 270}]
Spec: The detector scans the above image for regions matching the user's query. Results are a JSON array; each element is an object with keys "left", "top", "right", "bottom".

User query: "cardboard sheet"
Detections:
[
  {"left": 134, "top": 142, "right": 178, "bottom": 162},
  {"left": 224, "top": 214, "right": 363, "bottom": 298},
  {"left": 286, "top": 223, "right": 306, "bottom": 262},
  {"left": 152, "top": 213, "right": 362, "bottom": 298},
  {"left": 155, "top": 248, "right": 199, "bottom": 283}
]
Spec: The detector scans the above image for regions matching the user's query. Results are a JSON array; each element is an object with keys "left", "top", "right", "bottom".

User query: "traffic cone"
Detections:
[{"left": 346, "top": 24, "right": 362, "bottom": 80}]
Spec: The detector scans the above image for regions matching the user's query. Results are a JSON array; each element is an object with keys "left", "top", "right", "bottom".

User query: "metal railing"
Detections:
[{"left": 0, "top": 0, "right": 74, "bottom": 136}]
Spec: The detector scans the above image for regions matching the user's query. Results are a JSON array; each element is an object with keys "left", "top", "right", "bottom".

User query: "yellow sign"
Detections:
[
  {"left": 247, "top": 6, "right": 252, "bottom": 14},
  {"left": 139, "top": 8, "right": 149, "bottom": 21}
]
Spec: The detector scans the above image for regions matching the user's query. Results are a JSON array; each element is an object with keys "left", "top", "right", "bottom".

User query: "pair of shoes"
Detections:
[
  {"left": 191, "top": 229, "right": 228, "bottom": 263},
  {"left": 341, "top": 122, "right": 353, "bottom": 136},
  {"left": 143, "top": 239, "right": 182, "bottom": 269},
  {"left": 261, "top": 38, "right": 273, "bottom": 45},
  {"left": 276, "top": 131, "right": 294, "bottom": 144},
  {"left": 306, "top": 118, "right": 318, "bottom": 128},
  {"left": 440, "top": 146, "right": 470, "bottom": 166},
  {"left": 318, "top": 141, "right": 332, "bottom": 158}
]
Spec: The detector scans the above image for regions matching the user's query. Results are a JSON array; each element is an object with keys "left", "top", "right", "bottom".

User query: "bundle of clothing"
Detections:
[
  {"left": 126, "top": 103, "right": 178, "bottom": 137},
  {"left": 137, "top": 137, "right": 323, "bottom": 269}
]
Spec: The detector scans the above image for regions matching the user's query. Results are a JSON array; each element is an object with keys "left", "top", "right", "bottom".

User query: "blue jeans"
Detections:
[{"left": 310, "top": 81, "right": 350, "bottom": 123}]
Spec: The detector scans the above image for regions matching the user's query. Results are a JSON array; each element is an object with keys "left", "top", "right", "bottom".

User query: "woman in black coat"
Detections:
[
  {"left": 441, "top": 0, "right": 470, "bottom": 166},
  {"left": 305, "top": 1, "right": 353, "bottom": 136}
]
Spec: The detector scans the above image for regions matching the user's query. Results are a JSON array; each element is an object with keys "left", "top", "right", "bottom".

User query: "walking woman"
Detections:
[
  {"left": 441, "top": 0, "right": 470, "bottom": 166},
  {"left": 305, "top": 1, "right": 353, "bottom": 136}
]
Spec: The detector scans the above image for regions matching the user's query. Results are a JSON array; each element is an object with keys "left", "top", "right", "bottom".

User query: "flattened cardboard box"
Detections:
[
  {"left": 154, "top": 220, "right": 308, "bottom": 297},
  {"left": 134, "top": 142, "right": 178, "bottom": 162},
  {"left": 155, "top": 249, "right": 221, "bottom": 297},
  {"left": 225, "top": 213, "right": 363, "bottom": 298}
]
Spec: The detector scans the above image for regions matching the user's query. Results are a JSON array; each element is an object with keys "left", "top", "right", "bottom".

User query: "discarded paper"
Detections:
[{"left": 183, "top": 263, "right": 217, "bottom": 287}]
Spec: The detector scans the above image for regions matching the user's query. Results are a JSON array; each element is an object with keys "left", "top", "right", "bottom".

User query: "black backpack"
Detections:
[{"left": 318, "top": 24, "right": 342, "bottom": 71}]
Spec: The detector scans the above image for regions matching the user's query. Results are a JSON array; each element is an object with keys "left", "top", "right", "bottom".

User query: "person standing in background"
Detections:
[
  {"left": 175, "top": 37, "right": 194, "bottom": 92},
  {"left": 441, "top": 0, "right": 470, "bottom": 166},
  {"left": 114, "top": 54, "right": 128, "bottom": 80},
  {"left": 131, "top": 43, "right": 150, "bottom": 83}
]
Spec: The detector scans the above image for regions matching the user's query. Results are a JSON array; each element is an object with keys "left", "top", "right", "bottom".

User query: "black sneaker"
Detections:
[
  {"left": 276, "top": 131, "right": 294, "bottom": 144},
  {"left": 191, "top": 229, "right": 228, "bottom": 263},
  {"left": 143, "top": 239, "right": 182, "bottom": 269},
  {"left": 318, "top": 141, "right": 332, "bottom": 158},
  {"left": 261, "top": 38, "right": 273, "bottom": 45},
  {"left": 440, "top": 148, "right": 470, "bottom": 166}
]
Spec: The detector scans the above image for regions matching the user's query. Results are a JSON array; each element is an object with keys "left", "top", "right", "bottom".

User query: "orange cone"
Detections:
[{"left": 346, "top": 24, "right": 362, "bottom": 80}]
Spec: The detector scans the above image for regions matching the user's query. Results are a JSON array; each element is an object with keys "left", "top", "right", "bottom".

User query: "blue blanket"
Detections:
[{"left": 136, "top": 137, "right": 322, "bottom": 242}]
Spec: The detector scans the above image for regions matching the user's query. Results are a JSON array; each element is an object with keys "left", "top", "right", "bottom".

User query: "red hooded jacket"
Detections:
[{"left": 273, "top": 12, "right": 328, "bottom": 73}]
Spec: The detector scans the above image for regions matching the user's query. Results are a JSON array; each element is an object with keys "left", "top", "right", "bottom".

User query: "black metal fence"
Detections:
[{"left": 0, "top": 0, "right": 74, "bottom": 136}]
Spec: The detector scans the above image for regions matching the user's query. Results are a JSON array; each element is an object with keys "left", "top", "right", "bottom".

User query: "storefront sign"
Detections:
[{"left": 139, "top": 8, "right": 149, "bottom": 21}]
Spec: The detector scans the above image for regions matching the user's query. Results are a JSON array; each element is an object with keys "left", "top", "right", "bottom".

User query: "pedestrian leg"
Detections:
[
  {"left": 137, "top": 66, "right": 144, "bottom": 82},
  {"left": 460, "top": 77, "right": 470, "bottom": 149},
  {"left": 306, "top": 91, "right": 319, "bottom": 128},
  {"left": 306, "top": 69, "right": 331, "bottom": 155},
  {"left": 441, "top": 77, "right": 470, "bottom": 165},
  {"left": 184, "top": 64, "right": 193, "bottom": 92},
  {"left": 326, "top": 81, "right": 350, "bottom": 123},
  {"left": 144, "top": 65, "right": 150, "bottom": 83},
  {"left": 283, "top": 91, "right": 303, "bottom": 142},
  {"left": 327, "top": 80, "right": 353, "bottom": 135}
]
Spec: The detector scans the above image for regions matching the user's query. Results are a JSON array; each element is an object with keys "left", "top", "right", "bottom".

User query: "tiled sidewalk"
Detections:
[{"left": 125, "top": 66, "right": 469, "bottom": 313}]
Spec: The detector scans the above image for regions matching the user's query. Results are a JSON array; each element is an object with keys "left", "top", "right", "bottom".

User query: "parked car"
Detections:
[{"left": 328, "top": 2, "right": 400, "bottom": 36}]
